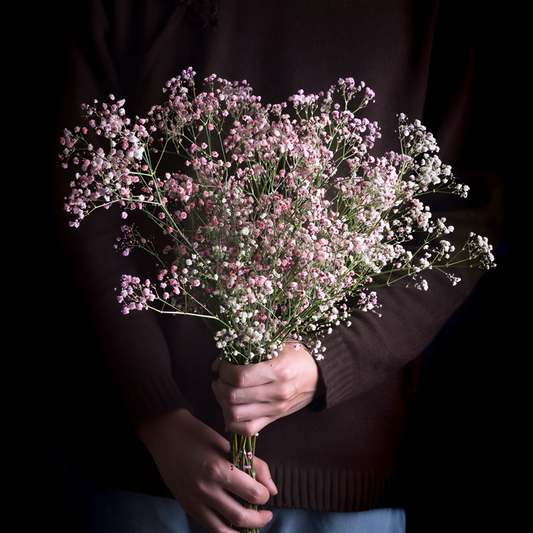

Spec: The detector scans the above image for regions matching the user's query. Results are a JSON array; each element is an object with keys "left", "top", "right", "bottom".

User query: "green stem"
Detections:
[{"left": 230, "top": 432, "right": 258, "bottom": 533}]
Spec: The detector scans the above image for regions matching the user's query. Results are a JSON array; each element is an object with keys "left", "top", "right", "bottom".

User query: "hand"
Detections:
[
  {"left": 135, "top": 408, "right": 277, "bottom": 533},
  {"left": 211, "top": 343, "right": 325, "bottom": 437}
]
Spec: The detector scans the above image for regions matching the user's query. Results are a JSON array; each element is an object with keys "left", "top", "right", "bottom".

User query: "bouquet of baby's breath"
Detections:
[{"left": 60, "top": 68, "right": 494, "bottom": 532}]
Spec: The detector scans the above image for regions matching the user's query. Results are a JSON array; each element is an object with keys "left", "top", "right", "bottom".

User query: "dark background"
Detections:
[{"left": 12, "top": 3, "right": 523, "bottom": 532}]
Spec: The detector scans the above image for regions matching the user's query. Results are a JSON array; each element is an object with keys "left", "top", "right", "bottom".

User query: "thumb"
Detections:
[
  {"left": 211, "top": 357, "right": 222, "bottom": 372},
  {"left": 253, "top": 456, "right": 278, "bottom": 496}
]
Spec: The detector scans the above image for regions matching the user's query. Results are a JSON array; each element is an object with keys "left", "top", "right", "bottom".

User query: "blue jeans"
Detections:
[{"left": 89, "top": 484, "right": 406, "bottom": 533}]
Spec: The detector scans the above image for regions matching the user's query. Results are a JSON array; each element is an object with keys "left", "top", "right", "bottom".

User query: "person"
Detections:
[{"left": 49, "top": 1, "right": 504, "bottom": 531}]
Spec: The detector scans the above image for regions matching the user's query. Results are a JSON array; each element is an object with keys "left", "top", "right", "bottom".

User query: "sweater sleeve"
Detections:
[
  {"left": 317, "top": 179, "right": 503, "bottom": 410},
  {"left": 62, "top": 209, "right": 191, "bottom": 421},
  {"left": 55, "top": 0, "right": 191, "bottom": 423},
  {"left": 314, "top": 1, "right": 505, "bottom": 410}
]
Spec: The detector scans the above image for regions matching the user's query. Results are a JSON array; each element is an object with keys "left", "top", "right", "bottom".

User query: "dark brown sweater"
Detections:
[{"left": 56, "top": 0, "right": 503, "bottom": 512}]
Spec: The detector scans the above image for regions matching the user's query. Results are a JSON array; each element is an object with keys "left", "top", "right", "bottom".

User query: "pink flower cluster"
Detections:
[{"left": 61, "top": 68, "right": 495, "bottom": 363}]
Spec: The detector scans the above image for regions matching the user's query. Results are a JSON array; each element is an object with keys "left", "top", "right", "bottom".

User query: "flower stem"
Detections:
[{"left": 230, "top": 431, "right": 258, "bottom": 533}]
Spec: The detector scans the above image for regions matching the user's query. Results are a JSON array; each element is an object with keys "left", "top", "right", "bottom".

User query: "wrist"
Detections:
[{"left": 282, "top": 341, "right": 325, "bottom": 398}]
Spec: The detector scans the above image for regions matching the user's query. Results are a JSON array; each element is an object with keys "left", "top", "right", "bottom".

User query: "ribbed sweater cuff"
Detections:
[{"left": 120, "top": 372, "right": 189, "bottom": 423}]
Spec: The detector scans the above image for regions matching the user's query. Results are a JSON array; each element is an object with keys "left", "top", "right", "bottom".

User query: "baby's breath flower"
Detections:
[{"left": 62, "top": 68, "right": 495, "bottom": 366}]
